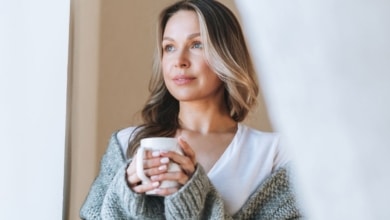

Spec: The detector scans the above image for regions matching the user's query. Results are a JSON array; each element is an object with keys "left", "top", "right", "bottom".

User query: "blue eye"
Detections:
[
  {"left": 192, "top": 42, "right": 203, "bottom": 49},
  {"left": 164, "top": 45, "right": 175, "bottom": 52}
]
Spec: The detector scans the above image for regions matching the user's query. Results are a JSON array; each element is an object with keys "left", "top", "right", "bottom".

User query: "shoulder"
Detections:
[
  {"left": 237, "top": 124, "right": 290, "bottom": 169},
  {"left": 115, "top": 126, "right": 138, "bottom": 157},
  {"left": 239, "top": 124, "right": 280, "bottom": 145},
  {"left": 237, "top": 124, "right": 281, "bottom": 155}
]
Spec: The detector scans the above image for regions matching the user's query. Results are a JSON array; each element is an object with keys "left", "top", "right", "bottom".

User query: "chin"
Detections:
[
  {"left": 167, "top": 88, "right": 195, "bottom": 101},
  {"left": 172, "top": 96, "right": 194, "bottom": 102}
]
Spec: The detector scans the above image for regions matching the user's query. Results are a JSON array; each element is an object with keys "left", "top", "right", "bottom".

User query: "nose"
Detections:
[{"left": 174, "top": 50, "right": 190, "bottom": 68}]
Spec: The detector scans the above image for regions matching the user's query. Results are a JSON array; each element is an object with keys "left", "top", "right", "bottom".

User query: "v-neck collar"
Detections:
[{"left": 207, "top": 123, "right": 243, "bottom": 176}]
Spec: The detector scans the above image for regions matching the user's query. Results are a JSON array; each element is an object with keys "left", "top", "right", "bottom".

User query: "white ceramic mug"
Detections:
[{"left": 136, "top": 137, "right": 183, "bottom": 195}]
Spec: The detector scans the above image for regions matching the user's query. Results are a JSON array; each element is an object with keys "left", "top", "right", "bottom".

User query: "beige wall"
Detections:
[
  {"left": 67, "top": 0, "right": 272, "bottom": 219},
  {"left": 67, "top": 0, "right": 100, "bottom": 219}
]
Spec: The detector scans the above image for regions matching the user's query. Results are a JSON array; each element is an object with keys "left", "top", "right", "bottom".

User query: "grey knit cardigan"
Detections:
[{"left": 80, "top": 132, "right": 302, "bottom": 220}]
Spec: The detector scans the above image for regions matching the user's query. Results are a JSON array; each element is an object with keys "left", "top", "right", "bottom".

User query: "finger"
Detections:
[
  {"left": 132, "top": 181, "right": 160, "bottom": 194},
  {"left": 145, "top": 150, "right": 161, "bottom": 159},
  {"left": 150, "top": 171, "right": 189, "bottom": 185},
  {"left": 154, "top": 187, "right": 179, "bottom": 196},
  {"left": 160, "top": 151, "right": 195, "bottom": 176},
  {"left": 178, "top": 137, "right": 196, "bottom": 164},
  {"left": 144, "top": 164, "right": 168, "bottom": 177},
  {"left": 143, "top": 156, "right": 170, "bottom": 170},
  {"left": 126, "top": 159, "right": 140, "bottom": 186},
  {"left": 126, "top": 158, "right": 167, "bottom": 186},
  {"left": 127, "top": 172, "right": 141, "bottom": 187}
]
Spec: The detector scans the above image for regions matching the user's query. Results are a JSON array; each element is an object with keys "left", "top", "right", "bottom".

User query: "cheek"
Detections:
[
  {"left": 198, "top": 59, "right": 213, "bottom": 72},
  {"left": 162, "top": 70, "right": 170, "bottom": 87},
  {"left": 161, "top": 58, "right": 167, "bottom": 70},
  {"left": 162, "top": 57, "right": 172, "bottom": 75},
  {"left": 161, "top": 63, "right": 172, "bottom": 89}
]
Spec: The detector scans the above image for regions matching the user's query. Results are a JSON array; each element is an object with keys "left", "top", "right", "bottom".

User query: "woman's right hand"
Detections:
[{"left": 126, "top": 150, "right": 170, "bottom": 193}]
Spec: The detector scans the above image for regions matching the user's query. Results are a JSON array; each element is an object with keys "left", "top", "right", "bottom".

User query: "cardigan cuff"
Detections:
[
  {"left": 164, "top": 165, "right": 210, "bottom": 219},
  {"left": 106, "top": 163, "right": 164, "bottom": 218}
]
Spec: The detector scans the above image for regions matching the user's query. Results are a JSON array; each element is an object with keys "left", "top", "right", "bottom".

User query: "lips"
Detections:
[{"left": 172, "top": 75, "right": 196, "bottom": 85}]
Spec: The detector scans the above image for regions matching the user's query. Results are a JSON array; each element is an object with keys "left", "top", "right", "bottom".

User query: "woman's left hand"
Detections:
[{"left": 150, "top": 136, "right": 196, "bottom": 196}]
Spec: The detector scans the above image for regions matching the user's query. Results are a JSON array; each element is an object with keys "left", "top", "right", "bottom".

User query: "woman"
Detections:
[{"left": 80, "top": 0, "right": 302, "bottom": 219}]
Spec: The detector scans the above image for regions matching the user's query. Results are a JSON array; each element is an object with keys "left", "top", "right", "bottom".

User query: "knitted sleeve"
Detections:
[
  {"left": 164, "top": 165, "right": 302, "bottom": 220},
  {"left": 79, "top": 132, "right": 165, "bottom": 220},
  {"left": 164, "top": 165, "right": 233, "bottom": 220},
  {"left": 233, "top": 165, "right": 303, "bottom": 219}
]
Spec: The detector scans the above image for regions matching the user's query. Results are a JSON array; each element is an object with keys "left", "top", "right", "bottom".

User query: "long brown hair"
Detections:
[{"left": 127, "top": 0, "right": 259, "bottom": 158}]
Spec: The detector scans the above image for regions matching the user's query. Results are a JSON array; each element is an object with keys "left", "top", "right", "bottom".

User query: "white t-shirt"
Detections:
[{"left": 116, "top": 123, "right": 289, "bottom": 215}]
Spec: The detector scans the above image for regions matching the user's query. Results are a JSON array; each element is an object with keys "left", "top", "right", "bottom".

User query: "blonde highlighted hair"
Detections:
[{"left": 127, "top": 0, "right": 258, "bottom": 157}]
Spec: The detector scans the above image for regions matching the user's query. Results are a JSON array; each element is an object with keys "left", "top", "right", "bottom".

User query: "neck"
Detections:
[{"left": 178, "top": 100, "right": 237, "bottom": 134}]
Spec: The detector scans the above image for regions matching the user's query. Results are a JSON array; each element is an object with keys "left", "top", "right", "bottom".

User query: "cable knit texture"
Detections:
[{"left": 80, "top": 132, "right": 303, "bottom": 220}]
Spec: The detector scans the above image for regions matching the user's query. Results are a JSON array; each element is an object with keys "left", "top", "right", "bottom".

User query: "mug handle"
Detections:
[{"left": 136, "top": 147, "right": 151, "bottom": 184}]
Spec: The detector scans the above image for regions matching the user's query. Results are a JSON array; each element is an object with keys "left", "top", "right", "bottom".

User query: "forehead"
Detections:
[{"left": 163, "top": 10, "right": 200, "bottom": 36}]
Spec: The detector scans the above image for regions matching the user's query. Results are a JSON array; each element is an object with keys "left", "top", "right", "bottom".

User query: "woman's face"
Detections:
[{"left": 162, "top": 10, "right": 224, "bottom": 103}]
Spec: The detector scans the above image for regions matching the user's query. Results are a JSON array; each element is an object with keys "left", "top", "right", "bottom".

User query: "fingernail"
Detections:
[
  {"left": 152, "top": 182, "right": 159, "bottom": 187},
  {"left": 151, "top": 175, "right": 158, "bottom": 181},
  {"left": 152, "top": 151, "right": 160, "bottom": 157},
  {"left": 160, "top": 157, "right": 169, "bottom": 164},
  {"left": 160, "top": 151, "right": 169, "bottom": 156},
  {"left": 158, "top": 165, "right": 167, "bottom": 171}
]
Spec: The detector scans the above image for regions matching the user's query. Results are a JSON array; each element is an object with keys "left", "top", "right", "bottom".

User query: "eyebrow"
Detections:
[{"left": 163, "top": 33, "right": 201, "bottom": 41}]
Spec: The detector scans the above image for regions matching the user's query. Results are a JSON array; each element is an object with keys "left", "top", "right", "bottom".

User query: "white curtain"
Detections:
[
  {"left": 235, "top": 0, "right": 390, "bottom": 219},
  {"left": 0, "top": 0, "right": 69, "bottom": 219}
]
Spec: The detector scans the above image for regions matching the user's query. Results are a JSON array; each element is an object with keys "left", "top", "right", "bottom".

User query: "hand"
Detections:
[
  {"left": 150, "top": 137, "right": 197, "bottom": 196},
  {"left": 126, "top": 150, "right": 170, "bottom": 193}
]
